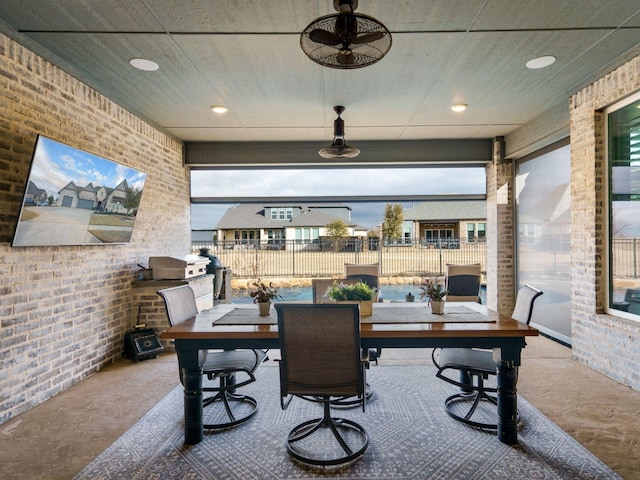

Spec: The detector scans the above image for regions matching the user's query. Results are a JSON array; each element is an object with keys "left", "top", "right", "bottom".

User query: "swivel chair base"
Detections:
[
  {"left": 286, "top": 400, "right": 368, "bottom": 466},
  {"left": 202, "top": 377, "right": 259, "bottom": 430},
  {"left": 444, "top": 390, "right": 498, "bottom": 430}
]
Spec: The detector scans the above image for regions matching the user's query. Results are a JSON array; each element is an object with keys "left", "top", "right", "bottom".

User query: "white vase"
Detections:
[
  {"left": 430, "top": 300, "right": 445, "bottom": 315},
  {"left": 258, "top": 301, "right": 271, "bottom": 316}
]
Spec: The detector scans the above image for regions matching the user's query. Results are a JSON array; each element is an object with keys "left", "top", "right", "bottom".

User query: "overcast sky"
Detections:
[{"left": 190, "top": 167, "right": 486, "bottom": 230}]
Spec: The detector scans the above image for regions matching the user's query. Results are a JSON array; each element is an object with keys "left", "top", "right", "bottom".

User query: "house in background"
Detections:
[
  {"left": 57, "top": 179, "right": 130, "bottom": 214},
  {"left": 404, "top": 199, "right": 487, "bottom": 246},
  {"left": 24, "top": 180, "right": 48, "bottom": 205},
  {"left": 215, "top": 203, "right": 367, "bottom": 249}
]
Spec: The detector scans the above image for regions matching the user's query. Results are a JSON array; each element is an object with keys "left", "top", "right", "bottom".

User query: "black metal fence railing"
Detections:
[
  {"left": 612, "top": 237, "right": 640, "bottom": 279},
  {"left": 191, "top": 237, "right": 640, "bottom": 280},
  {"left": 191, "top": 238, "right": 487, "bottom": 278}
]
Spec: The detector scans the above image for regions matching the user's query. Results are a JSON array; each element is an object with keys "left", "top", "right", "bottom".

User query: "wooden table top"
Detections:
[{"left": 161, "top": 302, "right": 539, "bottom": 341}]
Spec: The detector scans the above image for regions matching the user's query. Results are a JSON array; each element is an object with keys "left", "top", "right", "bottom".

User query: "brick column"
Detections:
[{"left": 485, "top": 137, "right": 516, "bottom": 315}]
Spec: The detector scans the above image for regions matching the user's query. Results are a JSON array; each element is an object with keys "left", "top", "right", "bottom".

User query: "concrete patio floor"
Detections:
[{"left": 0, "top": 336, "right": 637, "bottom": 479}]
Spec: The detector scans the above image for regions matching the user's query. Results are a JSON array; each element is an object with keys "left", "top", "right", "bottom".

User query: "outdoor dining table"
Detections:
[{"left": 161, "top": 302, "right": 539, "bottom": 446}]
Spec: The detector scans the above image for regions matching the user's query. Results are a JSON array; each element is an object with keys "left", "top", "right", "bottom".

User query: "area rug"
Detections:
[{"left": 73, "top": 366, "right": 620, "bottom": 480}]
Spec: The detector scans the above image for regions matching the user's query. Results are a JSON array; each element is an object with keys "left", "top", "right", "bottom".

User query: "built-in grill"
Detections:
[{"left": 148, "top": 255, "right": 210, "bottom": 280}]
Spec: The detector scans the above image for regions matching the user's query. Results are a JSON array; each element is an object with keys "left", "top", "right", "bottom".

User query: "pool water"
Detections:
[{"left": 230, "top": 284, "right": 486, "bottom": 304}]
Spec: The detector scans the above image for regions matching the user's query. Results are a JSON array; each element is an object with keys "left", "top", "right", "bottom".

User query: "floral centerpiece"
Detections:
[
  {"left": 325, "top": 280, "right": 376, "bottom": 316},
  {"left": 249, "top": 279, "right": 282, "bottom": 315},
  {"left": 419, "top": 277, "right": 448, "bottom": 314}
]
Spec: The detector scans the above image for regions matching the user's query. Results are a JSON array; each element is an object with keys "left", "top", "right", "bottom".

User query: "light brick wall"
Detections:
[
  {"left": 485, "top": 137, "right": 516, "bottom": 315},
  {"left": 0, "top": 33, "right": 191, "bottom": 424},
  {"left": 570, "top": 54, "right": 640, "bottom": 389}
]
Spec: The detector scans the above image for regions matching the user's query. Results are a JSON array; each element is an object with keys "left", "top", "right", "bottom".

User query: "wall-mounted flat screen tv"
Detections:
[{"left": 12, "top": 135, "right": 147, "bottom": 247}]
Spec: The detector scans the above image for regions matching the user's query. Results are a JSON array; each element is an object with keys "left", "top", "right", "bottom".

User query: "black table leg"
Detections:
[
  {"left": 496, "top": 346, "right": 521, "bottom": 445},
  {"left": 178, "top": 347, "right": 204, "bottom": 445}
]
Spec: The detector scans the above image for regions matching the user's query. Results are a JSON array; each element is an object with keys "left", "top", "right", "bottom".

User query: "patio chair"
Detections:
[
  {"left": 431, "top": 284, "right": 543, "bottom": 429},
  {"left": 345, "top": 263, "right": 381, "bottom": 302},
  {"left": 157, "top": 284, "right": 267, "bottom": 430},
  {"left": 312, "top": 278, "right": 377, "bottom": 406},
  {"left": 445, "top": 263, "right": 482, "bottom": 303},
  {"left": 275, "top": 303, "right": 369, "bottom": 466},
  {"left": 345, "top": 262, "right": 383, "bottom": 368}
]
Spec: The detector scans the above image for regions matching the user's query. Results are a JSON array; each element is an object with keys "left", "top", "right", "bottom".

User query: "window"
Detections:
[
  {"left": 295, "top": 227, "right": 319, "bottom": 244},
  {"left": 467, "top": 223, "right": 475, "bottom": 241},
  {"left": 465, "top": 222, "right": 486, "bottom": 242},
  {"left": 477, "top": 223, "right": 486, "bottom": 241},
  {"left": 270, "top": 207, "right": 293, "bottom": 220},
  {"left": 402, "top": 226, "right": 411, "bottom": 243},
  {"left": 234, "top": 230, "right": 258, "bottom": 244},
  {"left": 607, "top": 94, "right": 640, "bottom": 317}
]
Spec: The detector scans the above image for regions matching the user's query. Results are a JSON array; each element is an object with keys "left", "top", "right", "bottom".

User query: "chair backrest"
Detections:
[
  {"left": 345, "top": 263, "right": 380, "bottom": 301},
  {"left": 511, "top": 284, "right": 543, "bottom": 325},
  {"left": 345, "top": 263, "right": 379, "bottom": 286},
  {"left": 275, "top": 303, "right": 363, "bottom": 397},
  {"left": 157, "top": 285, "right": 199, "bottom": 326},
  {"left": 445, "top": 263, "right": 482, "bottom": 302},
  {"left": 311, "top": 278, "right": 360, "bottom": 303}
]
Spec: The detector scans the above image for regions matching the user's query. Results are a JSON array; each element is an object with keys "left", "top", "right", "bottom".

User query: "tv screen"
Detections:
[{"left": 12, "top": 135, "right": 147, "bottom": 246}]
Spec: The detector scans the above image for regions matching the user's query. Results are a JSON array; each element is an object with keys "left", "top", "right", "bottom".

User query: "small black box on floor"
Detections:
[{"left": 124, "top": 328, "right": 163, "bottom": 362}]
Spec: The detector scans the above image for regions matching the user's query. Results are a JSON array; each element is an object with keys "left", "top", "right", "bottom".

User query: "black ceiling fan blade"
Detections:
[
  {"left": 309, "top": 28, "right": 342, "bottom": 46},
  {"left": 351, "top": 31, "right": 386, "bottom": 44}
]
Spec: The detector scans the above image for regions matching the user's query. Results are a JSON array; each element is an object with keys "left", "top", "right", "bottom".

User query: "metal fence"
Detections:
[
  {"left": 191, "top": 238, "right": 640, "bottom": 280},
  {"left": 612, "top": 238, "right": 640, "bottom": 279},
  {"left": 191, "top": 238, "right": 487, "bottom": 278}
]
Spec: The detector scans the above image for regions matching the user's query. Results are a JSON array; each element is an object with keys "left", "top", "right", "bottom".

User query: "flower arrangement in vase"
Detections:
[
  {"left": 419, "top": 277, "right": 449, "bottom": 314},
  {"left": 249, "top": 279, "right": 282, "bottom": 315},
  {"left": 325, "top": 280, "right": 376, "bottom": 316}
]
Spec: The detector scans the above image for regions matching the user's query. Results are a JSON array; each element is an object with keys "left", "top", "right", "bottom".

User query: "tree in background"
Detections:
[
  {"left": 123, "top": 186, "right": 143, "bottom": 215},
  {"left": 326, "top": 219, "right": 348, "bottom": 239},
  {"left": 326, "top": 219, "right": 349, "bottom": 252},
  {"left": 382, "top": 203, "right": 404, "bottom": 241}
]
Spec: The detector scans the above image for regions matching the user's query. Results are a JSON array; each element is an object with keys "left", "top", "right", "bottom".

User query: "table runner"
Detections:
[{"left": 213, "top": 304, "right": 494, "bottom": 325}]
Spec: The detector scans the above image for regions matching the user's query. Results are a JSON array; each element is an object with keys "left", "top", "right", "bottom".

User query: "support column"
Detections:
[{"left": 485, "top": 137, "right": 516, "bottom": 315}]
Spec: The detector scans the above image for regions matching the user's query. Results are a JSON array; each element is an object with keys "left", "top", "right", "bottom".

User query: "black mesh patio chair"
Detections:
[
  {"left": 431, "top": 284, "right": 543, "bottom": 429},
  {"left": 445, "top": 263, "right": 482, "bottom": 303},
  {"left": 345, "top": 263, "right": 383, "bottom": 363},
  {"left": 275, "top": 303, "right": 369, "bottom": 466},
  {"left": 312, "top": 278, "right": 377, "bottom": 406},
  {"left": 157, "top": 284, "right": 267, "bottom": 430}
]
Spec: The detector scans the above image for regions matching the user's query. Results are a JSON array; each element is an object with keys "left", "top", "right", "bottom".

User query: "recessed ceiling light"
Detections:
[
  {"left": 451, "top": 103, "right": 468, "bottom": 112},
  {"left": 129, "top": 58, "right": 159, "bottom": 71},
  {"left": 526, "top": 55, "right": 556, "bottom": 69},
  {"left": 210, "top": 105, "right": 228, "bottom": 114}
]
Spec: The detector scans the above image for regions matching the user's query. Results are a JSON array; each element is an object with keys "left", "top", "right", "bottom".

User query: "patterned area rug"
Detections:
[{"left": 73, "top": 366, "right": 620, "bottom": 480}]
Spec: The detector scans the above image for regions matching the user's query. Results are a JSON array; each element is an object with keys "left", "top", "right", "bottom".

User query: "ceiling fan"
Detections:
[
  {"left": 300, "top": 0, "right": 392, "bottom": 69},
  {"left": 319, "top": 106, "right": 360, "bottom": 159}
]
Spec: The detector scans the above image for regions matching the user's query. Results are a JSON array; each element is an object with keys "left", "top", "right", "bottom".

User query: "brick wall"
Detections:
[
  {"left": 569, "top": 54, "right": 640, "bottom": 389},
  {"left": 485, "top": 137, "right": 516, "bottom": 315},
  {"left": 0, "top": 33, "right": 191, "bottom": 424}
]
